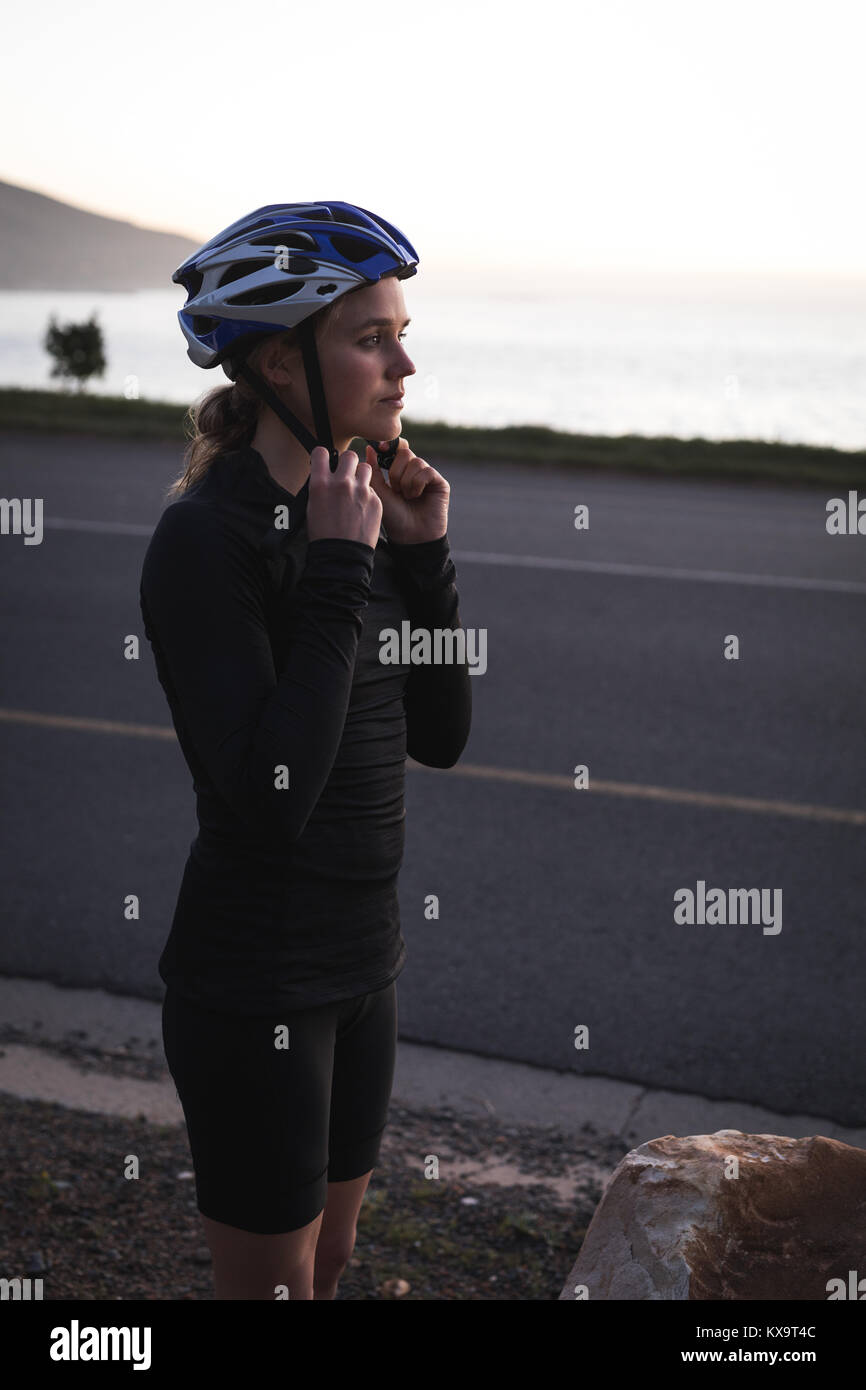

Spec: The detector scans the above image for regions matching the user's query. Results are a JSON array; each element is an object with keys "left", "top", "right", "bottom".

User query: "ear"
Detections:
[{"left": 260, "top": 334, "right": 300, "bottom": 384}]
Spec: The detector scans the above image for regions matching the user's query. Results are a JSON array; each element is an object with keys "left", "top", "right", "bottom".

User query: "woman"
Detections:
[{"left": 139, "top": 202, "right": 472, "bottom": 1299}]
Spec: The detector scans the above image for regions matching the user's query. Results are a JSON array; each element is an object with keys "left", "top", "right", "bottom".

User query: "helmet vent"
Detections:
[
  {"left": 335, "top": 209, "right": 368, "bottom": 227},
  {"left": 217, "top": 260, "right": 267, "bottom": 289},
  {"left": 277, "top": 255, "right": 317, "bottom": 275},
  {"left": 178, "top": 270, "right": 203, "bottom": 297},
  {"left": 248, "top": 232, "right": 316, "bottom": 251},
  {"left": 226, "top": 280, "right": 305, "bottom": 307},
  {"left": 192, "top": 315, "right": 221, "bottom": 334},
  {"left": 329, "top": 232, "right": 380, "bottom": 263}
]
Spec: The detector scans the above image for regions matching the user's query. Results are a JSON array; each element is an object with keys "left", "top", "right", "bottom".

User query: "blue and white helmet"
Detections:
[{"left": 172, "top": 201, "right": 419, "bottom": 379}]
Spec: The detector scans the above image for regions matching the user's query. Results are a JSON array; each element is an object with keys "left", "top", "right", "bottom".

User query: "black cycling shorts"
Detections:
[{"left": 161, "top": 980, "right": 398, "bottom": 1235}]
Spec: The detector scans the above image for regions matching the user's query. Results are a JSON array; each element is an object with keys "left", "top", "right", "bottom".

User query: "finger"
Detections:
[
  {"left": 338, "top": 448, "right": 360, "bottom": 477},
  {"left": 397, "top": 459, "right": 433, "bottom": 497},
  {"left": 387, "top": 447, "right": 414, "bottom": 491},
  {"left": 313, "top": 445, "right": 348, "bottom": 481}
]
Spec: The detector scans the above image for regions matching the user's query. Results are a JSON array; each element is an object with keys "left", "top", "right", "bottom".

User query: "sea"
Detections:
[{"left": 1, "top": 266, "right": 864, "bottom": 451}]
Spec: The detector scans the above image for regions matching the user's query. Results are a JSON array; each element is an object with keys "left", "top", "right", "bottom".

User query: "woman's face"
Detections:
[
  {"left": 257, "top": 275, "right": 416, "bottom": 456},
  {"left": 316, "top": 275, "right": 416, "bottom": 447}
]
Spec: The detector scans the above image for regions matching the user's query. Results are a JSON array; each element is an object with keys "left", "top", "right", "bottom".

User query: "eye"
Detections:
[{"left": 361, "top": 331, "right": 409, "bottom": 347}]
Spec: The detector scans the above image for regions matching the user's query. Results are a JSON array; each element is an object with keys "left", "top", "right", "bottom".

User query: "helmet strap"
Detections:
[
  {"left": 235, "top": 319, "right": 339, "bottom": 470},
  {"left": 297, "top": 317, "right": 339, "bottom": 470}
]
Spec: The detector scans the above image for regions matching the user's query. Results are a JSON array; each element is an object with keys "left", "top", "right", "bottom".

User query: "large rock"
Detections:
[{"left": 558, "top": 1130, "right": 866, "bottom": 1300}]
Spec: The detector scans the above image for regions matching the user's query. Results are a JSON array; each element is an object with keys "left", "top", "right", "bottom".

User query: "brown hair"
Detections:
[{"left": 164, "top": 293, "right": 352, "bottom": 502}]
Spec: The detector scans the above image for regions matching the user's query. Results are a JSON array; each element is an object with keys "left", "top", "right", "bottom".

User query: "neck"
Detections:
[{"left": 250, "top": 407, "right": 352, "bottom": 496}]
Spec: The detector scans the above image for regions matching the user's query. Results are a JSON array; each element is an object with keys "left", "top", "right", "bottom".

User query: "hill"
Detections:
[{"left": 0, "top": 179, "right": 199, "bottom": 290}]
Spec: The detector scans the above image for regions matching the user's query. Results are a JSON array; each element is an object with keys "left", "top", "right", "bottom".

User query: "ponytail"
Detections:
[
  {"left": 164, "top": 376, "right": 262, "bottom": 501},
  {"left": 164, "top": 290, "right": 355, "bottom": 503}
]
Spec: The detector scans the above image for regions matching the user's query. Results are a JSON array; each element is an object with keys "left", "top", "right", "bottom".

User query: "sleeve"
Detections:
[
  {"left": 385, "top": 531, "right": 472, "bottom": 768},
  {"left": 139, "top": 499, "right": 375, "bottom": 843}
]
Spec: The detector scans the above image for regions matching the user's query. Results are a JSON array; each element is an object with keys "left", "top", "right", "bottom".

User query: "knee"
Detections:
[{"left": 314, "top": 1234, "right": 355, "bottom": 1278}]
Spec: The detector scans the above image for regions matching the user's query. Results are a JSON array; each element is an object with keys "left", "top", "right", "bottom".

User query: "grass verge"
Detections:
[{"left": 1, "top": 386, "right": 863, "bottom": 488}]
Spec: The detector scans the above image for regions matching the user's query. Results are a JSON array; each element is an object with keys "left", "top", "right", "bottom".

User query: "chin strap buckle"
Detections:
[{"left": 366, "top": 436, "right": 401, "bottom": 471}]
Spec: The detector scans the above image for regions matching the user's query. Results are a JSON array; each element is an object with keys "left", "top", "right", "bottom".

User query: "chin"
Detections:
[{"left": 351, "top": 406, "right": 400, "bottom": 443}]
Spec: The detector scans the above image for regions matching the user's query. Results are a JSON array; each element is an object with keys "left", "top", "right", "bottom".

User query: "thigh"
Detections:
[
  {"left": 327, "top": 981, "right": 398, "bottom": 1182},
  {"left": 162, "top": 986, "right": 340, "bottom": 1234}
]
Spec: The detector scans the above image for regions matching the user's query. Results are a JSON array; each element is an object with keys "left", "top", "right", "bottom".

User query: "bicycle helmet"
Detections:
[{"left": 172, "top": 201, "right": 419, "bottom": 470}]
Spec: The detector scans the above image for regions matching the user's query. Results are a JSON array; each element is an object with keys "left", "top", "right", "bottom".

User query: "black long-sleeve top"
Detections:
[{"left": 139, "top": 442, "right": 471, "bottom": 1015}]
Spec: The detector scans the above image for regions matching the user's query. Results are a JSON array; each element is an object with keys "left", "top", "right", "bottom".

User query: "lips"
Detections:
[{"left": 380, "top": 396, "right": 404, "bottom": 404}]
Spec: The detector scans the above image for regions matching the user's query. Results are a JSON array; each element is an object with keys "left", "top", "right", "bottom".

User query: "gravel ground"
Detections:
[{"left": 0, "top": 1036, "right": 629, "bottom": 1301}]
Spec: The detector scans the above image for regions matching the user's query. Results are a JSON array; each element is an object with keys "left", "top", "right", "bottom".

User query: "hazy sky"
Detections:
[{"left": 2, "top": 0, "right": 864, "bottom": 280}]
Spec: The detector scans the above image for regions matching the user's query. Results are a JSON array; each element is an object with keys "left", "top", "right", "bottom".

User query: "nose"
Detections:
[{"left": 393, "top": 340, "right": 415, "bottom": 377}]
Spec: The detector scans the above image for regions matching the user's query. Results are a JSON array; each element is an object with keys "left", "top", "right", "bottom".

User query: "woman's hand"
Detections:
[
  {"left": 306, "top": 447, "right": 383, "bottom": 548},
  {"left": 365, "top": 439, "right": 450, "bottom": 545}
]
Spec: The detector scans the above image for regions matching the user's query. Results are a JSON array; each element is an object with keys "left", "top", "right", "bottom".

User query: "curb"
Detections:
[{"left": 2, "top": 977, "right": 864, "bottom": 1152}]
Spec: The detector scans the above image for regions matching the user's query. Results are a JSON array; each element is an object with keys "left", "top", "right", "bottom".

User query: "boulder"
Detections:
[{"left": 558, "top": 1129, "right": 866, "bottom": 1300}]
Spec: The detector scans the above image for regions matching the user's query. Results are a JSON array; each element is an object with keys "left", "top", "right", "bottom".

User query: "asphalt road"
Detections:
[{"left": 1, "top": 430, "right": 864, "bottom": 1124}]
